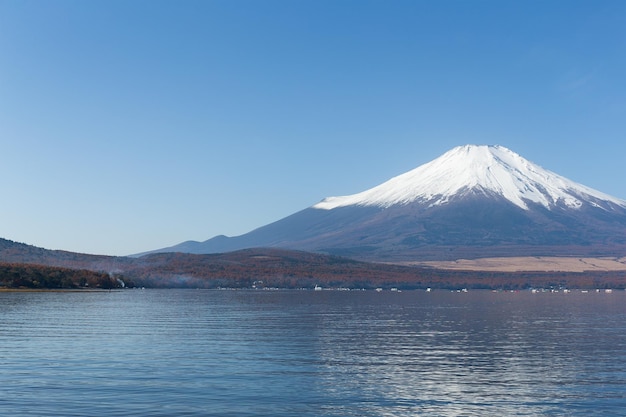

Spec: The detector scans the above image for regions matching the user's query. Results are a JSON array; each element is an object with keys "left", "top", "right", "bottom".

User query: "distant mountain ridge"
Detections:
[{"left": 145, "top": 145, "right": 626, "bottom": 261}]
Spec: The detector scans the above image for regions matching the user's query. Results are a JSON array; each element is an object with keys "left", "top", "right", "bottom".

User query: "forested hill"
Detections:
[
  {"left": 1, "top": 239, "right": 625, "bottom": 290},
  {"left": 0, "top": 238, "right": 131, "bottom": 270},
  {"left": 0, "top": 262, "right": 127, "bottom": 289},
  {"left": 125, "top": 248, "right": 626, "bottom": 290}
]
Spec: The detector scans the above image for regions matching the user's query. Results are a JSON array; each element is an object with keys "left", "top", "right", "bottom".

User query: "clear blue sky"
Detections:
[{"left": 1, "top": 0, "right": 625, "bottom": 256}]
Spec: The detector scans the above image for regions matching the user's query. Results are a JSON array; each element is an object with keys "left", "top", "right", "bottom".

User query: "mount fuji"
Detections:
[{"left": 146, "top": 145, "right": 626, "bottom": 261}]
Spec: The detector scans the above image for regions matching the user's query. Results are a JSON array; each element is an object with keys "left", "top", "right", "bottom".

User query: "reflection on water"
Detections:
[{"left": 1, "top": 289, "right": 625, "bottom": 416}]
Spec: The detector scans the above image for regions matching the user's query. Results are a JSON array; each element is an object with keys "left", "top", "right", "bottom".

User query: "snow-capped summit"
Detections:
[
  {"left": 314, "top": 145, "right": 626, "bottom": 211},
  {"left": 145, "top": 144, "right": 626, "bottom": 261}
]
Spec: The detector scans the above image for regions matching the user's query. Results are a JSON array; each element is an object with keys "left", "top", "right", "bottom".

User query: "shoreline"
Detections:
[{"left": 0, "top": 288, "right": 124, "bottom": 292}]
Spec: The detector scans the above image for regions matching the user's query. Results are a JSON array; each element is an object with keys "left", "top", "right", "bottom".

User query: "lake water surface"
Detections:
[{"left": 1, "top": 289, "right": 625, "bottom": 416}]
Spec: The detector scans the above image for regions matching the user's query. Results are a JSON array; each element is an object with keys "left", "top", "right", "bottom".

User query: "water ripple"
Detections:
[{"left": 1, "top": 290, "right": 625, "bottom": 416}]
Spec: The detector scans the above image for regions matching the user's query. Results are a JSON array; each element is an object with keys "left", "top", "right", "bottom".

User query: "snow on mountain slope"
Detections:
[{"left": 314, "top": 145, "right": 626, "bottom": 211}]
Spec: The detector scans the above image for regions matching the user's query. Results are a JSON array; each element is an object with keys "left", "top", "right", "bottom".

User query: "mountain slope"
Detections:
[
  {"left": 0, "top": 237, "right": 131, "bottom": 271},
  {"left": 146, "top": 145, "right": 626, "bottom": 261}
]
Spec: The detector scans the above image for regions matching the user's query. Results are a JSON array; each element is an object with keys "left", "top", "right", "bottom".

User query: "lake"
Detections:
[{"left": 1, "top": 289, "right": 625, "bottom": 416}]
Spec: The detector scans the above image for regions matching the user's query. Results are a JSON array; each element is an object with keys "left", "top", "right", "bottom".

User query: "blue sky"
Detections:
[{"left": 1, "top": 0, "right": 625, "bottom": 256}]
